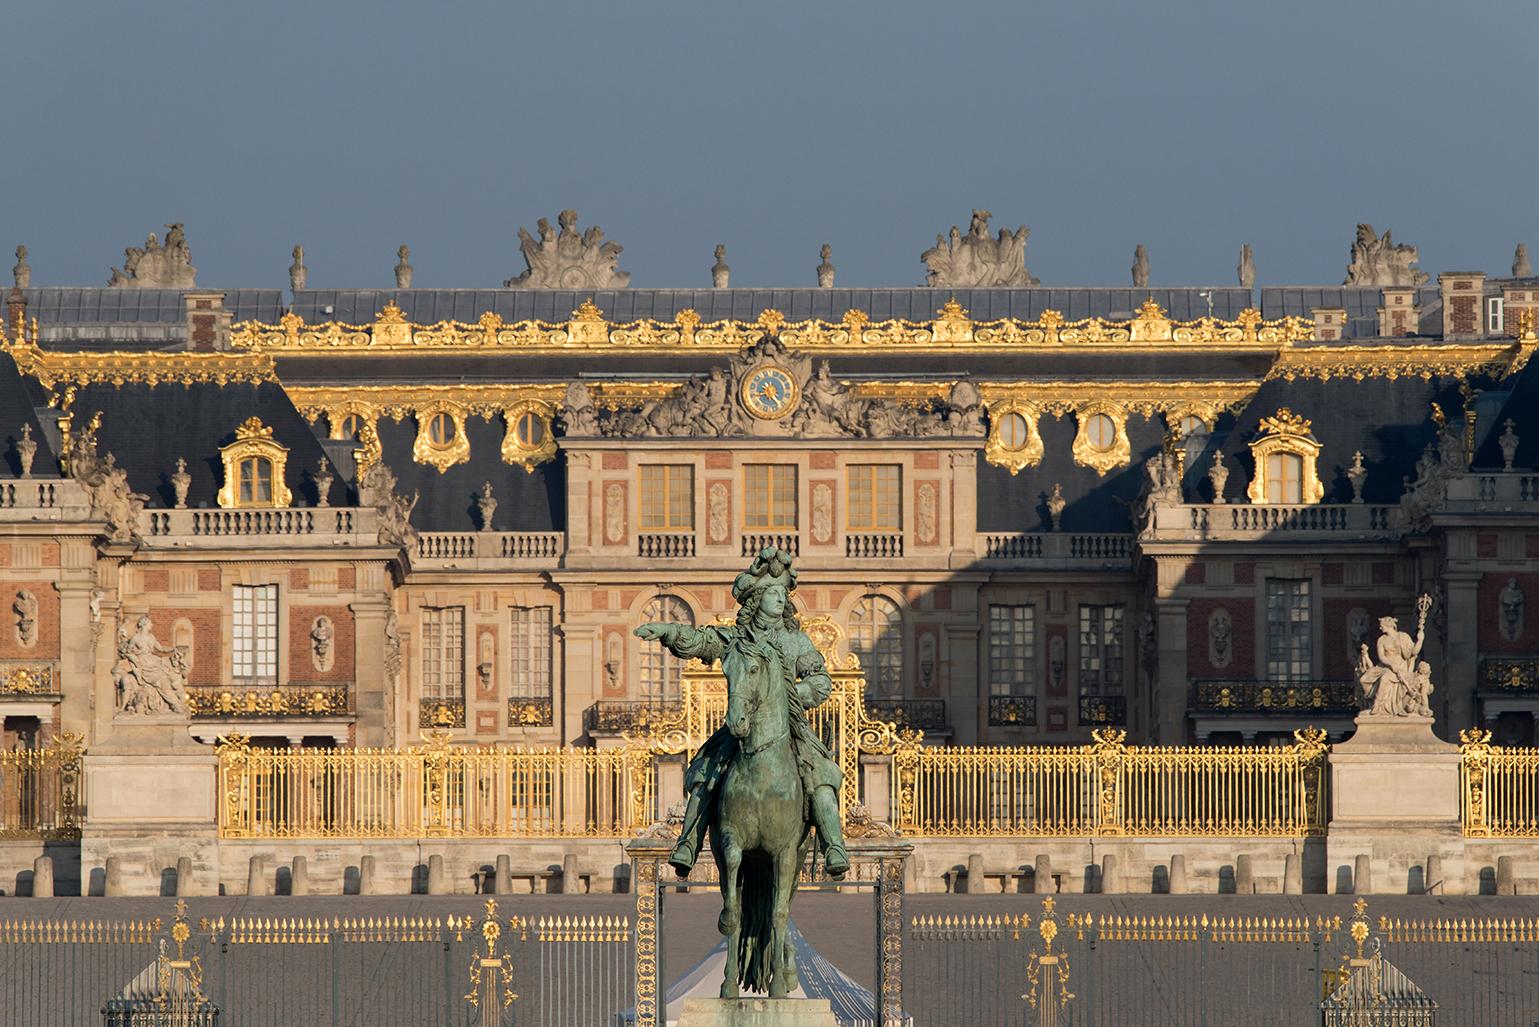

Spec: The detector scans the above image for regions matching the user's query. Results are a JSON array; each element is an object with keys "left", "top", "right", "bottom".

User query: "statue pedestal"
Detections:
[
  {"left": 675, "top": 998, "right": 840, "bottom": 1027},
  {"left": 1327, "top": 715, "right": 1464, "bottom": 894},
  {"left": 81, "top": 748, "right": 219, "bottom": 896}
]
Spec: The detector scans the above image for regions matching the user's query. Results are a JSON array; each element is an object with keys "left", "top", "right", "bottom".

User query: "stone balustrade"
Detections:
[
  {"left": 846, "top": 532, "right": 903, "bottom": 558},
  {"left": 142, "top": 506, "right": 376, "bottom": 546},
  {"left": 414, "top": 531, "right": 564, "bottom": 567},
  {"left": 637, "top": 532, "right": 696, "bottom": 558},
  {"left": 977, "top": 532, "right": 1134, "bottom": 568},
  {"left": 1446, "top": 472, "right": 1539, "bottom": 510},
  {"left": 1148, "top": 502, "right": 1399, "bottom": 541}
]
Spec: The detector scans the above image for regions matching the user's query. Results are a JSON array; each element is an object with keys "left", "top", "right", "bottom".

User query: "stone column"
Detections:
[
  {"left": 565, "top": 452, "right": 594, "bottom": 557},
  {"left": 54, "top": 577, "right": 96, "bottom": 738}
]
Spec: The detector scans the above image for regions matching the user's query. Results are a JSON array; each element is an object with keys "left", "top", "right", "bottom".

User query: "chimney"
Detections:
[
  {"left": 1501, "top": 284, "right": 1538, "bottom": 338},
  {"left": 1311, "top": 307, "right": 1347, "bottom": 342},
  {"left": 5, "top": 288, "right": 25, "bottom": 339},
  {"left": 1377, "top": 287, "right": 1419, "bottom": 337},
  {"left": 1439, "top": 272, "right": 1485, "bottom": 340},
  {"left": 183, "top": 291, "right": 232, "bottom": 352}
]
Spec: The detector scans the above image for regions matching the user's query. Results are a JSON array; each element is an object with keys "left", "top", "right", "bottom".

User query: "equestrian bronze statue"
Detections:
[{"left": 634, "top": 547, "right": 849, "bottom": 998}]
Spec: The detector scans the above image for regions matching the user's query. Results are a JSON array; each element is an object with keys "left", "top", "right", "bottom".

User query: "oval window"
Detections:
[
  {"left": 1085, "top": 413, "right": 1117, "bottom": 451},
  {"left": 337, "top": 413, "right": 363, "bottom": 441},
  {"left": 514, "top": 411, "right": 546, "bottom": 449},
  {"left": 427, "top": 412, "right": 456, "bottom": 447},
  {"left": 997, "top": 411, "right": 1029, "bottom": 451}
]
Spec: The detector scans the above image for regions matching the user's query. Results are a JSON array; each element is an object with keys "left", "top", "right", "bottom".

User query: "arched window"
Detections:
[
  {"left": 513, "top": 410, "right": 545, "bottom": 449},
  {"left": 998, "top": 411, "right": 1030, "bottom": 450},
  {"left": 849, "top": 595, "right": 903, "bottom": 697},
  {"left": 1266, "top": 453, "right": 1305, "bottom": 504},
  {"left": 639, "top": 595, "right": 694, "bottom": 703},
  {"left": 427, "top": 412, "right": 457, "bottom": 448},
  {"left": 337, "top": 413, "right": 363, "bottom": 441},
  {"left": 238, "top": 456, "right": 275, "bottom": 505}
]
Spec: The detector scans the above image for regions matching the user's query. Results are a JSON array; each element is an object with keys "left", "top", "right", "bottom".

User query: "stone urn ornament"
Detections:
[
  {"left": 314, "top": 458, "right": 333, "bottom": 508},
  {"left": 1208, "top": 450, "right": 1229, "bottom": 504},
  {"left": 1500, "top": 419, "right": 1519, "bottom": 471},
  {"left": 1046, "top": 482, "right": 1066, "bottom": 531},
  {"left": 170, "top": 458, "right": 191, "bottom": 509},
  {"left": 16, "top": 423, "right": 37, "bottom": 479},
  {"left": 477, "top": 481, "right": 497, "bottom": 532},
  {"left": 1347, "top": 451, "right": 1367, "bottom": 503}
]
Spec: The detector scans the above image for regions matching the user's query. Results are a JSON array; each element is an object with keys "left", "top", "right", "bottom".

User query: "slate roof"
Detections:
[
  {"left": 373, "top": 417, "right": 564, "bottom": 533},
  {"left": 292, "top": 287, "right": 1257, "bottom": 326},
  {"left": 0, "top": 351, "right": 57, "bottom": 478},
  {"left": 72, "top": 381, "right": 341, "bottom": 509},
  {"left": 12, "top": 288, "right": 284, "bottom": 324},
  {"left": 1473, "top": 357, "right": 1539, "bottom": 470},
  {"left": 1261, "top": 286, "right": 1442, "bottom": 338}
]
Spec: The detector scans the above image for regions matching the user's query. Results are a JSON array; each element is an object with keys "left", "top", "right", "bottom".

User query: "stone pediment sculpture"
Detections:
[
  {"left": 562, "top": 334, "right": 987, "bottom": 441},
  {"left": 357, "top": 460, "right": 419, "bottom": 550},
  {"left": 921, "top": 209, "right": 1038, "bottom": 287},
  {"left": 1356, "top": 595, "right": 1434, "bottom": 719},
  {"left": 108, "top": 223, "right": 197, "bottom": 288},
  {"left": 66, "top": 417, "right": 146, "bottom": 543},
  {"left": 1343, "top": 224, "right": 1428, "bottom": 287},
  {"left": 113, "top": 615, "right": 190, "bottom": 716},
  {"left": 504, "top": 210, "right": 629, "bottom": 289}
]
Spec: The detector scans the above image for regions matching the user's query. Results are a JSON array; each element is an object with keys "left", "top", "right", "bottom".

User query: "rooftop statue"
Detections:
[
  {"left": 921, "top": 209, "right": 1038, "bottom": 288},
  {"left": 1356, "top": 594, "right": 1434, "bottom": 719},
  {"left": 1237, "top": 243, "right": 1255, "bottom": 288},
  {"left": 12, "top": 245, "right": 29, "bottom": 289},
  {"left": 108, "top": 223, "right": 197, "bottom": 288},
  {"left": 635, "top": 547, "right": 848, "bottom": 998},
  {"left": 1131, "top": 244, "right": 1150, "bottom": 288},
  {"left": 1515, "top": 243, "right": 1532, "bottom": 279},
  {"left": 504, "top": 209, "right": 630, "bottom": 290},
  {"left": 1343, "top": 223, "right": 1428, "bottom": 287}
]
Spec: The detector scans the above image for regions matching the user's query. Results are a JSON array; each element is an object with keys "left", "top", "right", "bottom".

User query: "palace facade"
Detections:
[{"left": 4, "top": 243, "right": 1538, "bottom": 760}]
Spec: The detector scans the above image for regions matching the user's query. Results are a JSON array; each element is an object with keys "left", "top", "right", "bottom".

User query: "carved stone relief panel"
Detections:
[
  {"left": 916, "top": 630, "right": 938, "bottom": 695},
  {"left": 810, "top": 480, "right": 835, "bottom": 545},
  {"left": 1208, "top": 607, "right": 1233, "bottom": 670},
  {"left": 477, "top": 630, "right": 497, "bottom": 700},
  {"left": 310, "top": 615, "right": 335, "bottom": 673},
  {"left": 1047, "top": 629, "right": 1067, "bottom": 697},
  {"left": 707, "top": 480, "right": 730, "bottom": 545},
  {"left": 12, "top": 590, "right": 37, "bottom": 649},
  {"left": 603, "top": 629, "right": 626, "bottom": 696},
  {"left": 915, "top": 481, "right": 939, "bottom": 546},
  {"left": 603, "top": 482, "right": 627, "bottom": 545},
  {"left": 1499, "top": 578, "right": 1525, "bottom": 643},
  {"left": 1347, "top": 607, "right": 1370, "bottom": 666}
]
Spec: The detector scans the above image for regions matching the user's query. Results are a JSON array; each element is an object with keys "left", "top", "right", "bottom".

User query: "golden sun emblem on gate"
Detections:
[{"left": 740, "top": 364, "right": 800, "bottom": 420}]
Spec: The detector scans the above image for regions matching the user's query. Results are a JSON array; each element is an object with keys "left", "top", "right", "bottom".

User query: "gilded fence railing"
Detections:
[
  {"left": 1458, "top": 727, "right": 1539, "bottom": 836},
  {"left": 891, "top": 727, "right": 1329, "bottom": 838},
  {"left": 0, "top": 733, "right": 84, "bottom": 840},
  {"left": 215, "top": 731, "right": 654, "bottom": 839}
]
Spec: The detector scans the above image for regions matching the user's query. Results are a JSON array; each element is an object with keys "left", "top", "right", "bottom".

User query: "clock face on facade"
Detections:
[{"left": 741, "top": 364, "right": 800, "bottom": 420}]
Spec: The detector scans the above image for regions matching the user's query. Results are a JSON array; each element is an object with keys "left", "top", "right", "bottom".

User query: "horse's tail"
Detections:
[{"left": 736, "top": 857, "right": 776, "bottom": 993}]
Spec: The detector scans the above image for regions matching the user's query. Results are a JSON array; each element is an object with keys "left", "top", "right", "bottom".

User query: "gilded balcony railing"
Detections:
[
  {"left": 0, "top": 661, "right": 58, "bottom": 697},
  {"left": 891, "top": 727, "right": 1328, "bottom": 838},
  {"left": 187, "top": 683, "right": 352, "bottom": 718},
  {"left": 585, "top": 701, "right": 683, "bottom": 735},
  {"left": 1191, "top": 680, "right": 1357, "bottom": 715},
  {"left": 863, "top": 698, "right": 949, "bottom": 733},
  {"left": 0, "top": 733, "right": 84, "bottom": 840},
  {"left": 215, "top": 732, "right": 654, "bottom": 839},
  {"left": 1480, "top": 658, "right": 1539, "bottom": 692}
]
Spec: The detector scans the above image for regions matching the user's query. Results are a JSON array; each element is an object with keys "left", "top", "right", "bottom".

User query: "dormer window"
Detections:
[
  {"left": 1247, "top": 408, "right": 1324, "bottom": 505},
  {"left": 412, "top": 405, "right": 470, "bottom": 472},
  {"left": 217, "top": 417, "right": 292, "bottom": 509}
]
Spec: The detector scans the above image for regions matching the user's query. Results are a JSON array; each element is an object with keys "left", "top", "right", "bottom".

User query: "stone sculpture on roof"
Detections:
[
  {"left": 1515, "top": 243, "right": 1532, "bottom": 279},
  {"left": 710, "top": 244, "right": 730, "bottom": 288},
  {"left": 816, "top": 244, "right": 835, "bottom": 288},
  {"left": 288, "top": 245, "right": 307, "bottom": 292},
  {"left": 357, "top": 460, "right": 419, "bottom": 550},
  {"left": 1237, "top": 244, "right": 1255, "bottom": 288},
  {"left": 108, "top": 223, "right": 197, "bottom": 288},
  {"left": 1343, "top": 223, "right": 1428, "bottom": 287},
  {"left": 921, "top": 209, "right": 1037, "bottom": 287},
  {"left": 504, "top": 210, "right": 630, "bottom": 289},
  {"left": 394, "top": 245, "right": 413, "bottom": 288},
  {"left": 65, "top": 416, "right": 146, "bottom": 543},
  {"left": 1131, "top": 245, "right": 1150, "bottom": 288},
  {"left": 12, "top": 245, "right": 29, "bottom": 288}
]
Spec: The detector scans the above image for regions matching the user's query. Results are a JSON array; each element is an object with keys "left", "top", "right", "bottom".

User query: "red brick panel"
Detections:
[
  {"left": 810, "top": 452, "right": 837, "bottom": 470},
  {"left": 198, "top": 569, "right": 220, "bottom": 591},
  {"left": 1233, "top": 562, "right": 1254, "bottom": 585},
  {"left": 1187, "top": 598, "right": 1254, "bottom": 678},
  {"left": 1372, "top": 563, "right": 1395, "bottom": 585},
  {"left": 141, "top": 568, "right": 169, "bottom": 593},
  {"left": 1323, "top": 598, "right": 1394, "bottom": 680},
  {"left": 1478, "top": 534, "right": 1498, "bottom": 559},
  {"left": 602, "top": 452, "right": 628, "bottom": 470},
  {"left": 1184, "top": 562, "right": 1206, "bottom": 585},
  {"left": 1321, "top": 563, "right": 1343, "bottom": 586},
  {"left": 288, "top": 605, "right": 354, "bottom": 681},
  {"left": 705, "top": 452, "right": 732, "bottom": 470},
  {"left": 0, "top": 581, "right": 60, "bottom": 659}
]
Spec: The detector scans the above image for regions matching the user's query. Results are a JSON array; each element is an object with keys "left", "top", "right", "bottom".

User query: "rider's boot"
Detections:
[
  {"left": 811, "top": 785, "right": 850, "bottom": 878},
  {"left": 669, "top": 789, "right": 709, "bottom": 877}
]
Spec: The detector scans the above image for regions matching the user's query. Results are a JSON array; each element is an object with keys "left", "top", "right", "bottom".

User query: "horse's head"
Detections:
[{"left": 725, "top": 670, "right": 753, "bottom": 740}]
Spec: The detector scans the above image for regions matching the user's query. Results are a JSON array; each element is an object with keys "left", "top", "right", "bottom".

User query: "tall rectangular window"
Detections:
[
  {"left": 743, "top": 465, "right": 797, "bottom": 529},
  {"left": 1265, "top": 453, "right": 1304, "bottom": 504},
  {"left": 232, "top": 584, "right": 279, "bottom": 681},
  {"left": 421, "top": 606, "right": 466, "bottom": 701},
  {"left": 988, "top": 605, "right": 1035, "bottom": 696},
  {"left": 509, "top": 607, "right": 553, "bottom": 701},
  {"left": 847, "top": 465, "right": 901, "bottom": 530},
  {"left": 1078, "top": 605, "right": 1124, "bottom": 695},
  {"left": 640, "top": 465, "right": 694, "bottom": 530},
  {"left": 1266, "top": 579, "right": 1312, "bottom": 682}
]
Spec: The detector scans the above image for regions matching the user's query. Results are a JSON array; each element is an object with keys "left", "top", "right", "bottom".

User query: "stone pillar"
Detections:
[
  {"left": 1033, "top": 854, "right": 1054, "bottom": 894},
  {"left": 82, "top": 746, "right": 218, "bottom": 898},
  {"left": 290, "top": 856, "right": 310, "bottom": 896},
  {"left": 54, "top": 577, "right": 96, "bottom": 738},
  {"left": 965, "top": 853, "right": 985, "bottom": 894},
  {"left": 1425, "top": 855, "right": 1445, "bottom": 895},
  {"left": 561, "top": 853, "right": 582, "bottom": 895},
  {"left": 565, "top": 452, "right": 594, "bottom": 557},
  {"left": 1440, "top": 272, "right": 1486, "bottom": 340},
  {"left": 1168, "top": 854, "right": 1188, "bottom": 895},
  {"left": 1497, "top": 855, "right": 1517, "bottom": 896},
  {"left": 1234, "top": 854, "right": 1254, "bottom": 895},
  {"left": 1283, "top": 854, "right": 1302, "bottom": 896},
  {"left": 945, "top": 621, "right": 982, "bottom": 744},
  {"left": 494, "top": 854, "right": 512, "bottom": 895},
  {"left": 1442, "top": 572, "right": 1480, "bottom": 736},
  {"left": 860, "top": 755, "right": 892, "bottom": 824},
  {"left": 1328, "top": 717, "right": 1462, "bottom": 897},
  {"left": 426, "top": 854, "right": 447, "bottom": 895},
  {"left": 1100, "top": 854, "right": 1121, "bottom": 895},
  {"left": 175, "top": 856, "right": 194, "bottom": 897},
  {"left": 1154, "top": 598, "right": 1190, "bottom": 744},
  {"left": 103, "top": 857, "right": 126, "bottom": 897},
  {"left": 359, "top": 855, "right": 378, "bottom": 896},
  {"left": 31, "top": 856, "right": 53, "bottom": 898},
  {"left": 350, "top": 599, "right": 391, "bottom": 746},
  {"left": 247, "top": 856, "right": 268, "bottom": 897}
]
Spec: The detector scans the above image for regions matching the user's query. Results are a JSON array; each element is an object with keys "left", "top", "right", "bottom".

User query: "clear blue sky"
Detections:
[{"left": 6, "top": 0, "right": 1536, "bottom": 290}]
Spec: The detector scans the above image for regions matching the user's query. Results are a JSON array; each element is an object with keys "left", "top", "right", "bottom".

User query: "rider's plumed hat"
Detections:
[{"left": 732, "top": 547, "right": 797, "bottom": 604}]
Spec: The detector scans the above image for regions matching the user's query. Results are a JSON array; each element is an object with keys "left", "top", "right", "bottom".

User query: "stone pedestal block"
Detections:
[
  {"left": 1326, "top": 717, "right": 1465, "bottom": 894},
  {"left": 674, "top": 998, "right": 840, "bottom": 1027},
  {"left": 81, "top": 750, "right": 219, "bottom": 897}
]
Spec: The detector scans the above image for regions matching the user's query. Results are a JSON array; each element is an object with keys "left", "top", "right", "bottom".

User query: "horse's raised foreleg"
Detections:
[
  {"left": 767, "top": 843, "right": 799, "bottom": 998},
  {"left": 718, "top": 834, "right": 743, "bottom": 999}
]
